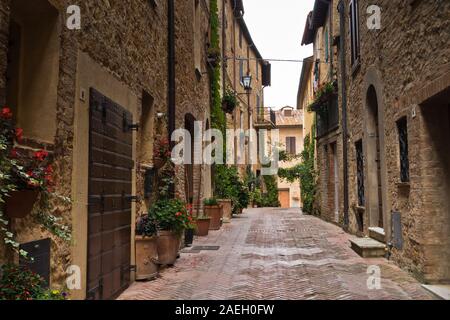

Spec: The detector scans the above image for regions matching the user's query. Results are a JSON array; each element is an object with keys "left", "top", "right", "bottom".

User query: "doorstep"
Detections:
[
  {"left": 422, "top": 285, "right": 450, "bottom": 300},
  {"left": 350, "top": 237, "right": 386, "bottom": 258},
  {"left": 368, "top": 227, "right": 386, "bottom": 243}
]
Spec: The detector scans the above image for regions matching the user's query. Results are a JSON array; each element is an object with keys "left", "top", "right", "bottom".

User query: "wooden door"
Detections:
[
  {"left": 278, "top": 190, "right": 290, "bottom": 208},
  {"left": 87, "top": 88, "right": 134, "bottom": 300}
]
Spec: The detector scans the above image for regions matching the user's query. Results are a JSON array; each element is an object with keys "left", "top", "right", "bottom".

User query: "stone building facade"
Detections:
[
  {"left": 276, "top": 107, "right": 304, "bottom": 208},
  {"left": 218, "top": 0, "right": 271, "bottom": 177},
  {"left": 301, "top": 0, "right": 450, "bottom": 284},
  {"left": 0, "top": 0, "right": 214, "bottom": 299}
]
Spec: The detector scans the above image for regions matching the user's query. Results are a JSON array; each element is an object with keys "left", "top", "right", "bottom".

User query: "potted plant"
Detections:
[
  {"left": 217, "top": 199, "right": 232, "bottom": 223},
  {"left": 153, "top": 137, "right": 171, "bottom": 169},
  {"left": 222, "top": 89, "right": 238, "bottom": 114},
  {"left": 135, "top": 214, "right": 158, "bottom": 281},
  {"left": 203, "top": 197, "right": 222, "bottom": 230},
  {"left": 195, "top": 215, "right": 211, "bottom": 237},
  {"left": 150, "top": 198, "right": 190, "bottom": 266}
]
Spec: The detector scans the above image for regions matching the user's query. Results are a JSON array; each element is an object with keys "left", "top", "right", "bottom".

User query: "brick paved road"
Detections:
[{"left": 119, "top": 208, "right": 434, "bottom": 300}]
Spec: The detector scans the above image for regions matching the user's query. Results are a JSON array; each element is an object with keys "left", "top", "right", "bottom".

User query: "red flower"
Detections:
[
  {"left": 34, "top": 150, "right": 48, "bottom": 161},
  {"left": 45, "top": 165, "right": 53, "bottom": 174},
  {"left": 15, "top": 127, "right": 23, "bottom": 142},
  {"left": 10, "top": 148, "right": 18, "bottom": 158},
  {"left": 0, "top": 107, "right": 12, "bottom": 119},
  {"left": 176, "top": 212, "right": 182, "bottom": 217}
]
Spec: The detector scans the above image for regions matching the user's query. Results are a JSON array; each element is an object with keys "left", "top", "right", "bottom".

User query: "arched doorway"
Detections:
[{"left": 365, "top": 85, "right": 384, "bottom": 229}]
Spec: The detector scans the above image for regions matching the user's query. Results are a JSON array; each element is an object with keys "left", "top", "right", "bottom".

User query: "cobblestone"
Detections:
[{"left": 119, "top": 208, "right": 434, "bottom": 300}]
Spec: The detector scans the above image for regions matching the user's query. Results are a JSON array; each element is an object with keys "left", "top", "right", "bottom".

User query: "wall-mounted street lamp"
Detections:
[{"left": 242, "top": 74, "right": 252, "bottom": 92}]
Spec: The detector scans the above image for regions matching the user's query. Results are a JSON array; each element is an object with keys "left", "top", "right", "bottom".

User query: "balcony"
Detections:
[
  {"left": 316, "top": 97, "right": 339, "bottom": 138},
  {"left": 254, "top": 107, "right": 276, "bottom": 129}
]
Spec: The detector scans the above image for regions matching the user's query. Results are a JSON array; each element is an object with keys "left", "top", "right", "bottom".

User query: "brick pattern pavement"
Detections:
[{"left": 118, "top": 208, "right": 434, "bottom": 300}]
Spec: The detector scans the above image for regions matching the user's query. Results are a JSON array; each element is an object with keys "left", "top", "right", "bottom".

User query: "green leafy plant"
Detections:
[
  {"left": 0, "top": 107, "right": 71, "bottom": 258},
  {"left": 307, "top": 81, "right": 337, "bottom": 114},
  {"left": 149, "top": 198, "right": 192, "bottom": 235},
  {"left": 214, "top": 165, "right": 248, "bottom": 214},
  {"left": 203, "top": 197, "right": 218, "bottom": 206},
  {"left": 222, "top": 89, "right": 239, "bottom": 113},
  {"left": 136, "top": 214, "right": 158, "bottom": 237},
  {"left": 278, "top": 126, "right": 316, "bottom": 214},
  {"left": 0, "top": 264, "right": 68, "bottom": 300}
]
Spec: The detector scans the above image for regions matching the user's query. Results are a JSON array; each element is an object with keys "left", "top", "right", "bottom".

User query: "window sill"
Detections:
[{"left": 396, "top": 181, "right": 410, "bottom": 188}]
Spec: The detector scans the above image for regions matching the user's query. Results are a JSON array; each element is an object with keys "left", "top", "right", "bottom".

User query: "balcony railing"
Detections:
[
  {"left": 255, "top": 107, "right": 276, "bottom": 128},
  {"left": 316, "top": 96, "right": 339, "bottom": 138}
]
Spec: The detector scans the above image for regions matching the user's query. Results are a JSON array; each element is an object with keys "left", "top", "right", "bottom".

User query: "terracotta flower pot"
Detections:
[
  {"left": 156, "top": 230, "right": 181, "bottom": 265},
  {"left": 5, "top": 190, "right": 40, "bottom": 219},
  {"left": 218, "top": 199, "right": 232, "bottom": 222},
  {"left": 204, "top": 205, "right": 222, "bottom": 230},
  {"left": 195, "top": 219, "right": 211, "bottom": 236},
  {"left": 135, "top": 236, "right": 158, "bottom": 281}
]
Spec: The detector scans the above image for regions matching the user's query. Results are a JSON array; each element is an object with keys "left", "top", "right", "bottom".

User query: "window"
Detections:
[
  {"left": 397, "top": 117, "right": 410, "bottom": 182},
  {"left": 193, "top": 0, "right": 201, "bottom": 72},
  {"left": 355, "top": 140, "right": 365, "bottom": 206},
  {"left": 256, "top": 94, "right": 260, "bottom": 111},
  {"left": 349, "top": 0, "right": 360, "bottom": 67},
  {"left": 256, "top": 61, "right": 259, "bottom": 80},
  {"left": 284, "top": 109, "right": 293, "bottom": 117},
  {"left": 286, "top": 137, "right": 296, "bottom": 155},
  {"left": 324, "top": 27, "right": 329, "bottom": 63}
]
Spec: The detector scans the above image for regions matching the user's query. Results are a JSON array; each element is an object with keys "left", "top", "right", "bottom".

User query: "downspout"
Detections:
[
  {"left": 222, "top": 0, "right": 226, "bottom": 94},
  {"left": 168, "top": 0, "right": 176, "bottom": 197},
  {"left": 338, "top": 0, "right": 349, "bottom": 229}
]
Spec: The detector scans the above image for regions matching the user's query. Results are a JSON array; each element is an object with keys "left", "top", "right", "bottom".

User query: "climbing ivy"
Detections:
[{"left": 278, "top": 124, "right": 317, "bottom": 214}]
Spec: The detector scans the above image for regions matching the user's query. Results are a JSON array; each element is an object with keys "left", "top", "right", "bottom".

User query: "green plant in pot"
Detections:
[
  {"left": 203, "top": 197, "right": 222, "bottom": 230},
  {"left": 135, "top": 214, "right": 158, "bottom": 280},
  {"left": 149, "top": 198, "right": 190, "bottom": 266},
  {"left": 222, "top": 89, "right": 238, "bottom": 114}
]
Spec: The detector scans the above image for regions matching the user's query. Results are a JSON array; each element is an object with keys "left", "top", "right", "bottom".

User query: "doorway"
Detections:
[
  {"left": 184, "top": 114, "right": 196, "bottom": 203},
  {"left": 331, "top": 143, "right": 339, "bottom": 223},
  {"left": 365, "top": 85, "right": 384, "bottom": 229},
  {"left": 278, "top": 189, "right": 290, "bottom": 208}
]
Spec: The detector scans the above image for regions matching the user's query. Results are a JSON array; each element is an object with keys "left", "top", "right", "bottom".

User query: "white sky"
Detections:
[{"left": 243, "top": 0, "right": 314, "bottom": 109}]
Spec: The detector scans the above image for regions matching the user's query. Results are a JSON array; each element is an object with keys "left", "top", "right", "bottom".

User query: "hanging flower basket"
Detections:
[
  {"left": 5, "top": 189, "right": 40, "bottom": 219},
  {"left": 222, "top": 89, "right": 238, "bottom": 114}
]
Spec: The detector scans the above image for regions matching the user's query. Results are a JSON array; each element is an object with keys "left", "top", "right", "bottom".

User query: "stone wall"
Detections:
[{"left": 342, "top": 0, "right": 450, "bottom": 283}]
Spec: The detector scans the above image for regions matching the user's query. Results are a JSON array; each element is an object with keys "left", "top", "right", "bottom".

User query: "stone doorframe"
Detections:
[{"left": 362, "top": 67, "right": 391, "bottom": 241}]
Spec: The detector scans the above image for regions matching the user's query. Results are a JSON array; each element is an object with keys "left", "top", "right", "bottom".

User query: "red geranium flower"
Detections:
[
  {"left": 45, "top": 165, "right": 53, "bottom": 174},
  {"left": 15, "top": 127, "right": 23, "bottom": 142},
  {"left": 0, "top": 107, "right": 12, "bottom": 119},
  {"left": 176, "top": 212, "right": 182, "bottom": 217},
  {"left": 10, "top": 148, "right": 18, "bottom": 158},
  {"left": 34, "top": 150, "right": 49, "bottom": 161}
]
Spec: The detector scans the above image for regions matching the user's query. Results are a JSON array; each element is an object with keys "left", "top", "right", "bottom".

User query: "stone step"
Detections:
[
  {"left": 369, "top": 227, "right": 386, "bottom": 243},
  {"left": 350, "top": 237, "right": 386, "bottom": 258}
]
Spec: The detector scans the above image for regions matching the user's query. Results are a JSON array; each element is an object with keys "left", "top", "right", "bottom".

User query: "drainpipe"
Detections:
[
  {"left": 222, "top": 0, "right": 226, "bottom": 94},
  {"left": 168, "top": 0, "right": 176, "bottom": 196},
  {"left": 338, "top": 0, "right": 349, "bottom": 229}
]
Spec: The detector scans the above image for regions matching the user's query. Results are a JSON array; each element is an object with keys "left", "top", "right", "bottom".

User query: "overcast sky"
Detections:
[{"left": 243, "top": 0, "right": 314, "bottom": 109}]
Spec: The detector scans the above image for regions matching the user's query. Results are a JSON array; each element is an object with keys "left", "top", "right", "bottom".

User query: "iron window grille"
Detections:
[
  {"left": 397, "top": 117, "right": 410, "bottom": 183},
  {"left": 356, "top": 140, "right": 365, "bottom": 206}
]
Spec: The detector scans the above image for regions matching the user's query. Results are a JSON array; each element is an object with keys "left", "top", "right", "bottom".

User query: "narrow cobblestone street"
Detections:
[{"left": 119, "top": 208, "right": 434, "bottom": 300}]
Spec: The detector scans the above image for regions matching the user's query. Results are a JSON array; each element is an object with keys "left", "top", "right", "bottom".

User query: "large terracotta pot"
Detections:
[
  {"left": 204, "top": 205, "right": 222, "bottom": 230},
  {"left": 218, "top": 199, "right": 232, "bottom": 223},
  {"left": 5, "top": 190, "right": 39, "bottom": 219},
  {"left": 156, "top": 231, "right": 181, "bottom": 265},
  {"left": 195, "top": 218, "right": 211, "bottom": 236},
  {"left": 135, "top": 236, "right": 158, "bottom": 281}
]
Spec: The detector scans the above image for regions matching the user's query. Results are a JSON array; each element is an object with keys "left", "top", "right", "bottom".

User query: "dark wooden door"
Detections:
[{"left": 87, "top": 89, "right": 134, "bottom": 300}]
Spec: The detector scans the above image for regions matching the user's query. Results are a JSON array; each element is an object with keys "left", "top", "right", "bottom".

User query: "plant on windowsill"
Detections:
[
  {"left": 222, "top": 89, "right": 239, "bottom": 114},
  {"left": 0, "top": 107, "right": 71, "bottom": 259},
  {"left": 307, "top": 81, "right": 337, "bottom": 116},
  {"left": 153, "top": 137, "right": 171, "bottom": 169}
]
